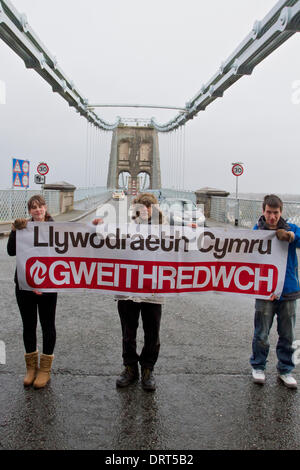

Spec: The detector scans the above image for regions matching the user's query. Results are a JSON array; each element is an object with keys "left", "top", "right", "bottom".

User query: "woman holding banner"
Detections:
[
  {"left": 7, "top": 195, "right": 57, "bottom": 389},
  {"left": 93, "top": 192, "right": 166, "bottom": 391}
]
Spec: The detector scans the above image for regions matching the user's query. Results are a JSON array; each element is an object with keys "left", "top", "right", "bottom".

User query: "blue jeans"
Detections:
[{"left": 250, "top": 299, "right": 296, "bottom": 374}]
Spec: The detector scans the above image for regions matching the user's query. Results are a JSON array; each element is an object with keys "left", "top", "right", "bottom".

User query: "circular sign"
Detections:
[
  {"left": 22, "top": 174, "right": 29, "bottom": 187},
  {"left": 232, "top": 164, "right": 244, "bottom": 176},
  {"left": 22, "top": 160, "right": 29, "bottom": 173},
  {"left": 37, "top": 162, "right": 49, "bottom": 176}
]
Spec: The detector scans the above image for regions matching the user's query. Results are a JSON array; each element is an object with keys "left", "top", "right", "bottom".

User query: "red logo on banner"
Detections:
[{"left": 25, "top": 257, "right": 278, "bottom": 296}]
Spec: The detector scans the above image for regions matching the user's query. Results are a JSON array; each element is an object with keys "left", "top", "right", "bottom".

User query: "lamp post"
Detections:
[{"left": 231, "top": 162, "right": 244, "bottom": 226}]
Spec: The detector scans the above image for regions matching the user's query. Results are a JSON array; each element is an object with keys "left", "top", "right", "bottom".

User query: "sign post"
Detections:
[{"left": 231, "top": 162, "right": 244, "bottom": 226}]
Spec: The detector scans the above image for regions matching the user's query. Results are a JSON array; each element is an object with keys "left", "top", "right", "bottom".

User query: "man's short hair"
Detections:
[{"left": 262, "top": 194, "right": 283, "bottom": 212}]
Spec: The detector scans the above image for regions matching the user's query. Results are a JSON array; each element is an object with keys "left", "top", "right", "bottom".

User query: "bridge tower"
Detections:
[{"left": 107, "top": 126, "right": 161, "bottom": 192}]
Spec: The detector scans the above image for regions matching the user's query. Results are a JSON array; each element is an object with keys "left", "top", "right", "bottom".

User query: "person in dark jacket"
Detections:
[
  {"left": 7, "top": 195, "right": 57, "bottom": 389},
  {"left": 93, "top": 192, "right": 166, "bottom": 391},
  {"left": 250, "top": 194, "right": 300, "bottom": 389},
  {"left": 116, "top": 193, "right": 166, "bottom": 391}
]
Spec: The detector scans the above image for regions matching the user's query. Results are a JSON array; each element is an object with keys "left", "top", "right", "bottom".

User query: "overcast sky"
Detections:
[{"left": 0, "top": 0, "right": 300, "bottom": 195}]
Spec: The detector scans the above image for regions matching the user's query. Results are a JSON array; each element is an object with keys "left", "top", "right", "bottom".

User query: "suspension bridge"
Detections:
[
  {"left": 1, "top": 0, "right": 300, "bottom": 200},
  {"left": 1, "top": 0, "right": 300, "bottom": 454}
]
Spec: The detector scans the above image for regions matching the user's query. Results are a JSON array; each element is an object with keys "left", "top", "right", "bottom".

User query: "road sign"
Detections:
[
  {"left": 231, "top": 163, "right": 244, "bottom": 227},
  {"left": 13, "top": 174, "right": 22, "bottom": 187},
  {"left": 12, "top": 158, "right": 30, "bottom": 188},
  {"left": 232, "top": 163, "right": 244, "bottom": 176},
  {"left": 22, "top": 160, "right": 29, "bottom": 173},
  {"left": 22, "top": 174, "right": 29, "bottom": 187},
  {"left": 37, "top": 162, "right": 49, "bottom": 175},
  {"left": 34, "top": 174, "right": 45, "bottom": 184},
  {"left": 13, "top": 160, "right": 22, "bottom": 173}
]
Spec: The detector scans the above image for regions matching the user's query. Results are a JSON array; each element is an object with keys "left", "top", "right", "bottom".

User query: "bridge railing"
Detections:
[
  {"left": 73, "top": 186, "right": 108, "bottom": 202},
  {"left": 0, "top": 189, "right": 61, "bottom": 221},
  {"left": 210, "top": 196, "right": 300, "bottom": 228},
  {"left": 3, "top": 189, "right": 299, "bottom": 228},
  {"left": 73, "top": 187, "right": 112, "bottom": 211},
  {"left": 0, "top": 187, "right": 111, "bottom": 222},
  {"left": 160, "top": 188, "right": 196, "bottom": 204}
]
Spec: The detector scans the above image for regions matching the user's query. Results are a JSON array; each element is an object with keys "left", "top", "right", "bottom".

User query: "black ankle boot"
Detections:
[
  {"left": 141, "top": 368, "right": 156, "bottom": 391},
  {"left": 116, "top": 365, "right": 139, "bottom": 388}
]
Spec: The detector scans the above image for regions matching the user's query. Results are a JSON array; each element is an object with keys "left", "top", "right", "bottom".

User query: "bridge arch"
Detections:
[
  {"left": 137, "top": 171, "right": 150, "bottom": 191},
  {"left": 118, "top": 171, "right": 131, "bottom": 189}
]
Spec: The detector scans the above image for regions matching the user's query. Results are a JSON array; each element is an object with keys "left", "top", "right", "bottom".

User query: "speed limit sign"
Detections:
[
  {"left": 37, "top": 162, "right": 49, "bottom": 176},
  {"left": 232, "top": 163, "right": 243, "bottom": 176}
]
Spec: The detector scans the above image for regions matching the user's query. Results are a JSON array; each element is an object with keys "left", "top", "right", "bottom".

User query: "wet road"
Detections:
[{"left": 1, "top": 201, "right": 300, "bottom": 451}]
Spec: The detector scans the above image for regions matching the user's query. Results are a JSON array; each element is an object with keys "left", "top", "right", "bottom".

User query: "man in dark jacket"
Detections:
[{"left": 250, "top": 194, "right": 300, "bottom": 389}]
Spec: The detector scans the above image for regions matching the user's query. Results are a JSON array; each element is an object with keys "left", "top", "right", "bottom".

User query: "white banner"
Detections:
[{"left": 16, "top": 222, "right": 288, "bottom": 299}]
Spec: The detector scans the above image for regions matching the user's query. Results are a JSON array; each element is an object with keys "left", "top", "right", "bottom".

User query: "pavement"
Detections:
[{"left": 1, "top": 203, "right": 300, "bottom": 454}]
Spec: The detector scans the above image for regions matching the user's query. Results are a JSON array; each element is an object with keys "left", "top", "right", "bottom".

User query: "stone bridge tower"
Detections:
[{"left": 107, "top": 126, "right": 161, "bottom": 192}]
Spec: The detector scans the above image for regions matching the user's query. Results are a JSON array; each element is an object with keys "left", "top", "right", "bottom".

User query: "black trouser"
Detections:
[
  {"left": 15, "top": 287, "right": 57, "bottom": 355},
  {"left": 117, "top": 300, "right": 162, "bottom": 370}
]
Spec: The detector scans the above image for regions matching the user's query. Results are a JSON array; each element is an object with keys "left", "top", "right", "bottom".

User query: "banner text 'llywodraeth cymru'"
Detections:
[
  {"left": 33, "top": 225, "right": 273, "bottom": 258},
  {"left": 16, "top": 222, "right": 288, "bottom": 299}
]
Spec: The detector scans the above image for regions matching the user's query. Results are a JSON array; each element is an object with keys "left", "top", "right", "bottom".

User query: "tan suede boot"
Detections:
[
  {"left": 24, "top": 351, "right": 38, "bottom": 386},
  {"left": 33, "top": 354, "right": 54, "bottom": 389}
]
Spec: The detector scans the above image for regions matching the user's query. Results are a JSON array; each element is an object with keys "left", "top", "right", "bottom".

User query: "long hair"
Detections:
[{"left": 27, "top": 195, "right": 52, "bottom": 221}]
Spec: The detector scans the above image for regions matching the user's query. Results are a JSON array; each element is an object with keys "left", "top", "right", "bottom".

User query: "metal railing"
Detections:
[
  {"left": 0, "top": 187, "right": 111, "bottom": 222},
  {"left": 210, "top": 196, "right": 300, "bottom": 228},
  {"left": 3, "top": 189, "right": 300, "bottom": 228},
  {"left": 73, "top": 186, "right": 108, "bottom": 202},
  {"left": 0, "top": 189, "right": 60, "bottom": 221},
  {"left": 160, "top": 188, "right": 196, "bottom": 204},
  {"left": 73, "top": 187, "right": 111, "bottom": 211}
]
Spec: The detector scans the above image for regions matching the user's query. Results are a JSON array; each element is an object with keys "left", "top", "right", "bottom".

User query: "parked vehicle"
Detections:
[
  {"left": 160, "top": 198, "right": 205, "bottom": 226},
  {"left": 141, "top": 189, "right": 162, "bottom": 202},
  {"left": 112, "top": 189, "right": 125, "bottom": 200}
]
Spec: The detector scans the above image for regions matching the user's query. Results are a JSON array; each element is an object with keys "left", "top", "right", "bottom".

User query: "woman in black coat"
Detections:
[{"left": 7, "top": 194, "right": 57, "bottom": 389}]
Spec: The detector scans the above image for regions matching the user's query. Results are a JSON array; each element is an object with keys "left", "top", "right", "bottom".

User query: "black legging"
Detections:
[{"left": 15, "top": 287, "right": 57, "bottom": 355}]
